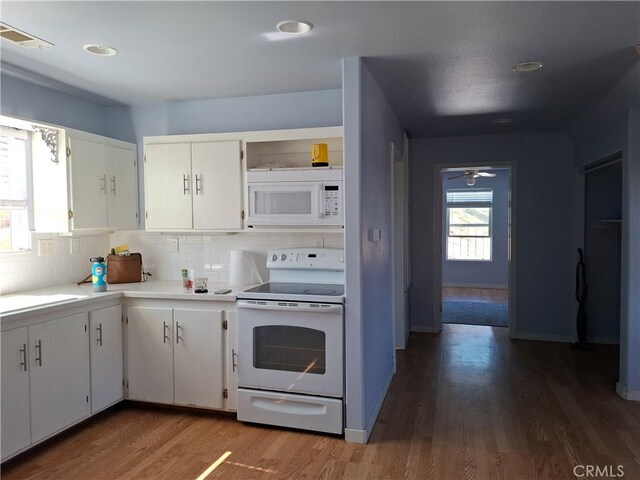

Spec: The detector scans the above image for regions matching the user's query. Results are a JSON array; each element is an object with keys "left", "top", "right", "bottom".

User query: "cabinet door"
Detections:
[
  {"left": 174, "top": 309, "right": 223, "bottom": 409},
  {"left": 29, "top": 313, "right": 90, "bottom": 444},
  {"left": 106, "top": 146, "right": 138, "bottom": 230},
  {"left": 127, "top": 307, "right": 174, "bottom": 404},
  {"left": 90, "top": 305, "right": 123, "bottom": 413},
  {"left": 144, "top": 143, "right": 192, "bottom": 230},
  {"left": 69, "top": 137, "right": 108, "bottom": 229},
  {"left": 191, "top": 141, "right": 242, "bottom": 230},
  {"left": 1, "top": 327, "right": 31, "bottom": 460},
  {"left": 224, "top": 310, "right": 238, "bottom": 411}
]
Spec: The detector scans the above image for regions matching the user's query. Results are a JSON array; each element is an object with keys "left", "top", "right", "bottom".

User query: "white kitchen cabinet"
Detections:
[
  {"left": 144, "top": 140, "right": 242, "bottom": 231},
  {"left": 126, "top": 304, "right": 230, "bottom": 410},
  {"left": 224, "top": 311, "right": 238, "bottom": 411},
  {"left": 126, "top": 307, "right": 174, "bottom": 404},
  {"left": 29, "top": 312, "right": 91, "bottom": 444},
  {"left": 174, "top": 309, "right": 224, "bottom": 408},
  {"left": 1, "top": 327, "right": 31, "bottom": 460},
  {"left": 89, "top": 305, "right": 123, "bottom": 413},
  {"left": 67, "top": 135, "right": 138, "bottom": 231}
]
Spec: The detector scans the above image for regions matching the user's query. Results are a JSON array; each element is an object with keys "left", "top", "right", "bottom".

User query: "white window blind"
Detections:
[{"left": 446, "top": 189, "right": 493, "bottom": 204}]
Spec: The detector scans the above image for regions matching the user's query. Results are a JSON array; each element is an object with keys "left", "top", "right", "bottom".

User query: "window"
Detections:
[
  {"left": 446, "top": 189, "right": 492, "bottom": 261},
  {"left": 0, "top": 126, "right": 32, "bottom": 252}
]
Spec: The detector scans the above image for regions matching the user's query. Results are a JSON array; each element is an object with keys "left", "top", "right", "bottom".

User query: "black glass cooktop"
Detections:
[{"left": 243, "top": 282, "right": 344, "bottom": 297}]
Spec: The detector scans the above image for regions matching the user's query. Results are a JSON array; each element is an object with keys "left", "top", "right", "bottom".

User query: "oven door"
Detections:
[
  {"left": 237, "top": 300, "right": 343, "bottom": 397},
  {"left": 247, "top": 182, "right": 323, "bottom": 226}
]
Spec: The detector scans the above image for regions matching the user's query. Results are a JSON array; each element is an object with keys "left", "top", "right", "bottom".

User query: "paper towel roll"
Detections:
[{"left": 229, "top": 250, "right": 263, "bottom": 286}]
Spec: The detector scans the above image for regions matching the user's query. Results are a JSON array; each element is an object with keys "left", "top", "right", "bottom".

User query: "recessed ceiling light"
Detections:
[
  {"left": 493, "top": 118, "right": 512, "bottom": 124},
  {"left": 83, "top": 44, "right": 118, "bottom": 56},
  {"left": 276, "top": 20, "right": 313, "bottom": 35},
  {"left": 513, "top": 61, "right": 543, "bottom": 73}
]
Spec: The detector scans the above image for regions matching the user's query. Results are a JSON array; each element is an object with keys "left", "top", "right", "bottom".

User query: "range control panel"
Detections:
[{"left": 266, "top": 248, "right": 345, "bottom": 271}]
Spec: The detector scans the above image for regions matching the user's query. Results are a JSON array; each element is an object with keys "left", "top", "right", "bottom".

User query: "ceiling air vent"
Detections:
[{"left": 0, "top": 22, "right": 53, "bottom": 48}]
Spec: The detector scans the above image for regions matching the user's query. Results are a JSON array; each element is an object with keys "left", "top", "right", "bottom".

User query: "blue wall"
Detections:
[
  {"left": 343, "top": 57, "right": 403, "bottom": 440},
  {"left": 442, "top": 169, "right": 509, "bottom": 287},
  {"left": 411, "top": 132, "right": 576, "bottom": 340}
]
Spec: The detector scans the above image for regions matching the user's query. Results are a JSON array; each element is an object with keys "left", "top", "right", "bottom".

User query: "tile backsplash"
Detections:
[
  {"left": 108, "top": 231, "right": 344, "bottom": 284},
  {"left": 1, "top": 233, "right": 110, "bottom": 295},
  {"left": 1, "top": 231, "right": 344, "bottom": 295}
]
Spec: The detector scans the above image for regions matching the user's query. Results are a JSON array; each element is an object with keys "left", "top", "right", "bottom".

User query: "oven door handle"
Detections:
[{"left": 237, "top": 300, "right": 343, "bottom": 314}]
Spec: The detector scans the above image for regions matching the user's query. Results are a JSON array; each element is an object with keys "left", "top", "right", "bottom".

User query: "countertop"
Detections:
[{"left": 0, "top": 281, "right": 255, "bottom": 323}]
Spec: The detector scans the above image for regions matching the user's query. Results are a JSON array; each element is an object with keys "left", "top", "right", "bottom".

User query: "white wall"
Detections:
[
  {"left": 343, "top": 57, "right": 404, "bottom": 442},
  {"left": 411, "top": 132, "right": 576, "bottom": 340},
  {"left": 441, "top": 169, "right": 509, "bottom": 288}
]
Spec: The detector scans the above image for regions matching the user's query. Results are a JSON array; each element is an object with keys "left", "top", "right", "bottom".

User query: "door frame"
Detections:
[{"left": 433, "top": 161, "right": 517, "bottom": 336}]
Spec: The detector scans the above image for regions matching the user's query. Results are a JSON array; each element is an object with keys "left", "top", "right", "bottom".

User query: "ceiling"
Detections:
[{"left": 1, "top": 1, "right": 639, "bottom": 138}]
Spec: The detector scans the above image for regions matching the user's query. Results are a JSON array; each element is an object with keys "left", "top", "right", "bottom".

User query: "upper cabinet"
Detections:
[
  {"left": 68, "top": 138, "right": 138, "bottom": 230},
  {"left": 144, "top": 140, "right": 243, "bottom": 231},
  {"left": 32, "top": 129, "right": 139, "bottom": 234}
]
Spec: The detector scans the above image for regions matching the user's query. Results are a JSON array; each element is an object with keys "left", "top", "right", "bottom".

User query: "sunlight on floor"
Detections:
[
  {"left": 225, "top": 460, "right": 277, "bottom": 474},
  {"left": 194, "top": 451, "right": 232, "bottom": 480}
]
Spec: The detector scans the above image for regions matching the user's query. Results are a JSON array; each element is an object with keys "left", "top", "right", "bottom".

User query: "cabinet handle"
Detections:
[
  {"left": 35, "top": 339, "right": 43, "bottom": 366},
  {"left": 195, "top": 174, "right": 201, "bottom": 195},
  {"left": 232, "top": 349, "right": 238, "bottom": 372},
  {"left": 110, "top": 176, "right": 116, "bottom": 195},
  {"left": 100, "top": 174, "right": 107, "bottom": 194},
  {"left": 183, "top": 174, "right": 189, "bottom": 195},
  {"left": 163, "top": 321, "right": 170, "bottom": 343},
  {"left": 176, "top": 322, "right": 183, "bottom": 344},
  {"left": 20, "top": 343, "right": 27, "bottom": 372},
  {"left": 97, "top": 323, "right": 103, "bottom": 346}
]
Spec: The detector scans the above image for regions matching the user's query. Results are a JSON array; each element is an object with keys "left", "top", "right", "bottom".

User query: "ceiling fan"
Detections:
[{"left": 448, "top": 170, "right": 496, "bottom": 186}]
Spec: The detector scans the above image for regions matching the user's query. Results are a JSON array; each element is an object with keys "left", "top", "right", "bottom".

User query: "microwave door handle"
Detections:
[{"left": 317, "top": 185, "right": 324, "bottom": 218}]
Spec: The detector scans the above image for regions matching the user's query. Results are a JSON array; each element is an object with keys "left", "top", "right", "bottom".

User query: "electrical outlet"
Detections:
[
  {"left": 313, "top": 238, "right": 324, "bottom": 248},
  {"left": 38, "top": 239, "right": 54, "bottom": 257}
]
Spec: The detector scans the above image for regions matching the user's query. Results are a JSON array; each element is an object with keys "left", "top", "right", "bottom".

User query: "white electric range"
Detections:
[{"left": 236, "top": 248, "right": 345, "bottom": 435}]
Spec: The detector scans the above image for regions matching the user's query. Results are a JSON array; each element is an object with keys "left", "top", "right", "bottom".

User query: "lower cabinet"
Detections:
[
  {"left": 126, "top": 306, "right": 228, "bottom": 410},
  {"left": 1, "top": 312, "right": 91, "bottom": 461},
  {"left": 89, "top": 305, "right": 123, "bottom": 413}
]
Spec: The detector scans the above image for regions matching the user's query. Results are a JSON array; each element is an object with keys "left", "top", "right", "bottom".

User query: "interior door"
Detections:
[
  {"left": 89, "top": 305, "right": 123, "bottom": 413},
  {"left": 29, "top": 313, "right": 90, "bottom": 443},
  {"left": 144, "top": 143, "right": 192, "bottom": 229},
  {"left": 126, "top": 307, "right": 174, "bottom": 404},
  {"left": 191, "top": 141, "right": 242, "bottom": 230},
  {"left": 174, "top": 309, "right": 224, "bottom": 408},
  {"left": 106, "top": 146, "right": 138, "bottom": 229},
  {"left": 69, "top": 137, "right": 108, "bottom": 229},
  {"left": 1, "top": 327, "right": 31, "bottom": 460}
]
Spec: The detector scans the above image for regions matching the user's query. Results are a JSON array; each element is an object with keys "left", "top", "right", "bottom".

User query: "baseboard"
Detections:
[
  {"left": 442, "top": 283, "right": 508, "bottom": 289},
  {"left": 586, "top": 336, "right": 620, "bottom": 345},
  {"left": 616, "top": 382, "right": 640, "bottom": 401},
  {"left": 344, "top": 367, "right": 394, "bottom": 444},
  {"left": 510, "top": 332, "right": 573, "bottom": 343},
  {"left": 410, "top": 325, "right": 440, "bottom": 333}
]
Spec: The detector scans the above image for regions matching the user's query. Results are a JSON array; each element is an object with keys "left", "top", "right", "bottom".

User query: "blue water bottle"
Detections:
[{"left": 90, "top": 256, "right": 107, "bottom": 292}]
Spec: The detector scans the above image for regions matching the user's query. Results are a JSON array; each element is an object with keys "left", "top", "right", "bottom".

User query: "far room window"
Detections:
[
  {"left": 0, "top": 126, "right": 32, "bottom": 252},
  {"left": 446, "top": 189, "right": 492, "bottom": 261}
]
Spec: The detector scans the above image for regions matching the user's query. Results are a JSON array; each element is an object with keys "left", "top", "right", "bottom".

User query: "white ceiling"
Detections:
[{"left": 1, "top": 1, "right": 638, "bottom": 137}]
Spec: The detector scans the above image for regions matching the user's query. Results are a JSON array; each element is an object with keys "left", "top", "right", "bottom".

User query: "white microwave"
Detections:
[{"left": 246, "top": 168, "right": 343, "bottom": 227}]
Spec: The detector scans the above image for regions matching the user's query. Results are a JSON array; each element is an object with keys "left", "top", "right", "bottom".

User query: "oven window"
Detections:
[
  {"left": 255, "top": 191, "right": 312, "bottom": 215},
  {"left": 253, "top": 326, "right": 326, "bottom": 374}
]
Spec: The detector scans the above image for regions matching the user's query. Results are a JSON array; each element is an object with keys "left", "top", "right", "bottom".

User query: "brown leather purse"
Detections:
[{"left": 106, "top": 253, "right": 146, "bottom": 284}]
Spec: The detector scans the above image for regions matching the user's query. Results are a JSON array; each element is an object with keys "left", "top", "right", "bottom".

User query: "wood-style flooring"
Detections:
[{"left": 3, "top": 325, "right": 639, "bottom": 480}]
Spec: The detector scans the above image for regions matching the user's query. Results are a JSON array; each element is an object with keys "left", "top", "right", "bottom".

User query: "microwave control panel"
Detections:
[{"left": 323, "top": 184, "right": 342, "bottom": 217}]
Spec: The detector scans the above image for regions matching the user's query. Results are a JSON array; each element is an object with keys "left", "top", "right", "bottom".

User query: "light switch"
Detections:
[
  {"left": 38, "top": 239, "right": 54, "bottom": 256},
  {"left": 368, "top": 228, "right": 382, "bottom": 243}
]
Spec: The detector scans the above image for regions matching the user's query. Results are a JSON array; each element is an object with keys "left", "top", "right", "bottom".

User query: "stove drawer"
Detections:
[{"left": 238, "top": 388, "right": 343, "bottom": 434}]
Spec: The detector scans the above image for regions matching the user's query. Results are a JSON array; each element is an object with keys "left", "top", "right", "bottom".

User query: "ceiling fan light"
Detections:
[{"left": 465, "top": 176, "right": 476, "bottom": 186}]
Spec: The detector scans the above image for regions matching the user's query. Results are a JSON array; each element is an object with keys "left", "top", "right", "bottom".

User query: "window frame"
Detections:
[
  {"left": 445, "top": 188, "right": 493, "bottom": 262},
  {"left": 0, "top": 125, "right": 35, "bottom": 253}
]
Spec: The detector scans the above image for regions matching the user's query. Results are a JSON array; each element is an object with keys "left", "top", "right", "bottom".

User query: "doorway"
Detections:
[{"left": 433, "top": 163, "right": 516, "bottom": 334}]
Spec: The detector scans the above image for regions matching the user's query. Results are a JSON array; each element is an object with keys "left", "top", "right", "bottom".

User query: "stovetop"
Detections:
[{"left": 237, "top": 282, "right": 345, "bottom": 304}]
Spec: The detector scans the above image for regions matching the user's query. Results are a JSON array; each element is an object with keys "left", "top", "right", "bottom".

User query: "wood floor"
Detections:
[{"left": 3, "top": 325, "right": 639, "bottom": 480}]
